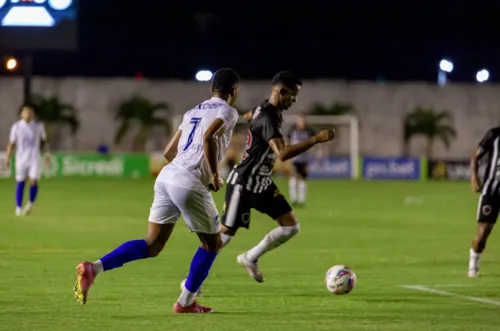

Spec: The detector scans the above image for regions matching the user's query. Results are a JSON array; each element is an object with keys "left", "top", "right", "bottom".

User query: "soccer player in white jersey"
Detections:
[
  {"left": 73, "top": 68, "right": 241, "bottom": 314},
  {"left": 4, "top": 105, "right": 49, "bottom": 216}
]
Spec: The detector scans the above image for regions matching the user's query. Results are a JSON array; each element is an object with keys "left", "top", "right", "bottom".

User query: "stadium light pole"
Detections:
[
  {"left": 476, "top": 69, "right": 490, "bottom": 83},
  {"left": 438, "top": 59, "right": 453, "bottom": 86}
]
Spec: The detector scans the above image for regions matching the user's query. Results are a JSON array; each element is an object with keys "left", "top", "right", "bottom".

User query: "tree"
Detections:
[
  {"left": 114, "top": 95, "right": 171, "bottom": 151},
  {"left": 31, "top": 94, "right": 80, "bottom": 149},
  {"left": 403, "top": 107, "right": 457, "bottom": 158},
  {"left": 309, "top": 102, "right": 355, "bottom": 116}
]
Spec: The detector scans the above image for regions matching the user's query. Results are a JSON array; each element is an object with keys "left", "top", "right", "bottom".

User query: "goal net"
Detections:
[{"left": 169, "top": 114, "right": 360, "bottom": 179}]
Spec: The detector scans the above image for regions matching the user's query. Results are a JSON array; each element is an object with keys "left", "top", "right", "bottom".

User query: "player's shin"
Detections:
[
  {"left": 15, "top": 181, "right": 25, "bottom": 213},
  {"left": 29, "top": 183, "right": 38, "bottom": 204},
  {"left": 288, "top": 177, "right": 297, "bottom": 203},
  {"left": 179, "top": 247, "right": 218, "bottom": 307},
  {"left": 97, "top": 239, "right": 150, "bottom": 273},
  {"left": 298, "top": 179, "right": 306, "bottom": 203},
  {"left": 245, "top": 224, "right": 300, "bottom": 262}
]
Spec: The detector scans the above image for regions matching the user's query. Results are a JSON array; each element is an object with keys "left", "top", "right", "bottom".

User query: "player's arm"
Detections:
[
  {"left": 4, "top": 125, "right": 16, "bottom": 168},
  {"left": 163, "top": 130, "right": 182, "bottom": 163},
  {"left": 471, "top": 129, "right": 494, "bottom": 192},
  {"left": 266, "top": 120, "right": 335, "bottom": 162},
  {"left": 40, "top": 123, "right": 51, "bottom": 158}
]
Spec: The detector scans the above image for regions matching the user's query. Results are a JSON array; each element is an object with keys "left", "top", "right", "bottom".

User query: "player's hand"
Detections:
[
  {"left": 3, "top": 158, "right": 10, "bottom": 170},
  {"left": 471, "top": 176, "right": 481, "bottom": 193},
  {"left": 315, "top": 129, "right": 336, "bottom": 143},
  {"left": 44, "top": 153, "right": 51, "bottom": 168},
  {"left": 208, "top": 173, "right": 224, "bottom": 192}
]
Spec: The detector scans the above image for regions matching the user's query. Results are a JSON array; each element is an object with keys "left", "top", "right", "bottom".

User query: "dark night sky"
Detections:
[{"left": 4, "top": 0, "right": 500, "bottom": 82}]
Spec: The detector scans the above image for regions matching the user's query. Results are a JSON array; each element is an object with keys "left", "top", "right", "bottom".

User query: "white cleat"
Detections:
[
  {"left": 180, "top": 279, "right": 203, "bottom": 297},
  {"left": 237, "top": 253, "right": 264, "bottom": 283},
  {"left": 468, "top": 268, "right": 479, "bottom": 278},
  {"left": 15, "top": 208, "right": 22, "bottom": 216},
  {"left": 21, "top": 203, "right": 33, "bottom": 216}
]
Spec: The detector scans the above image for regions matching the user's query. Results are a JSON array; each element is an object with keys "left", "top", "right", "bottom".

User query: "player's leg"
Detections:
[
  {"left": 468, "top": 194, "right": 499, "bottom": 277},
  {"left": 238, "top": 184, "right": 299, "bottom": 282},
  {"left": 296, "top": 163, "right": 308, "bottom": 206},
  {"left": 73, "top": 181, "right": 179, "bottom": 305},
  {"left": 14, "top": 165, "right": 28, "bottom": 216},
  {"left": 171, "top": 186, "right": 222, "bottom": 313},
  {"left": 23, "top": 162, "right": 42, "bottom": 215},
  {"left": 220, "top": 183, "right": 251, "bottom": 248},
  {"left": 289, "top": 163, "right": 298, "bottom": 205}
]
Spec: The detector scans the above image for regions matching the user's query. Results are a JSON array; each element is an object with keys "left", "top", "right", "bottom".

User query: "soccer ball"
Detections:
[{"left": 325, "top": 265, "right": 356, "bottom": 295}]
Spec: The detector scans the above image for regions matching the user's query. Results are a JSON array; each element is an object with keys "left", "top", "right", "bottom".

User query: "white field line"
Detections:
[
  {"left": 401, "top": 285, "right": 500, "bottom": 307},
  {"left": 432, "top": 284, "right": 477, "bottom": 288}
]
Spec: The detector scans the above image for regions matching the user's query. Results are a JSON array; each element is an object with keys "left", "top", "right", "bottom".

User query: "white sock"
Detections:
[
  {"left": 93, "top": 260, "right": 104, "bottom": 275},
  {"left": 469, "top": 248, "right": 481, "bottom": 269},
  {"left": 178, "top": 287, "right": 197, "bottom": 307},
  {"left": 298, "top": 180, "right": 306, "bottom": 203},
  {"left": 245, "top": 224, "right": 300, "bottom": 262},
  {"left": 289, "top": 177, "right": 297, "bottom": 202},
  {"left": 221, "top": 233, "right": 233, "bottom": 248}
]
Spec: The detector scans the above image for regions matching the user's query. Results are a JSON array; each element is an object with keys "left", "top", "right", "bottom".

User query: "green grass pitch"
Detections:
[{"left": 0, "top": 178, "right": 499, "bottom": 331}]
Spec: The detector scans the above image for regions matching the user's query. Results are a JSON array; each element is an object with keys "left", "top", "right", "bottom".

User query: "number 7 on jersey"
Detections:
[{"left": 183, "top": 117, "right": 202, "bottom": 151}]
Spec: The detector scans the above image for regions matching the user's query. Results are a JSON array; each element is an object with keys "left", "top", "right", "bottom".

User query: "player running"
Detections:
[
  {"left": 220, "top": 71, "right": 335, "bottom": 282},
  {"left": 468, "top": 126, "right": 500, "bottom": 278},
  {"left": 286, "top": 114, "right": 316, "bottom": 207},
  {"left": 4, "top": 105, "right": 49, "bottom": 216},
  {"left": 73, "top": 68, "right": 241, "bottom": 313}
]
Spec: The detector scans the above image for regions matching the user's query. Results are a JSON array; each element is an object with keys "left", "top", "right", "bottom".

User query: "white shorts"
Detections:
[
  {"left": 148, "top": 181, "right": 220, "bottom": 234},
  {"left": 16, "top": 161, "right": 42, "bottom": 182}
]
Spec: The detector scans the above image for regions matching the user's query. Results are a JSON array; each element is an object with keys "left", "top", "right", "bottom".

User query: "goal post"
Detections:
[{"left": 170, "top": 114, "right": 360, "bottom": 179}]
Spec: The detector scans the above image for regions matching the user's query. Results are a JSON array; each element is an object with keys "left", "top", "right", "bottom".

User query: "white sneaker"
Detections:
[
  {"left": 180, "top": 279, "right": 203, "bottom": 297},
  {"left": 237, "top": 252, "right": 264, "bottom": 283}
]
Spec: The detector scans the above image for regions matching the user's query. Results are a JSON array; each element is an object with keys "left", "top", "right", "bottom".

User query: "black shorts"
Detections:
[
  {"left": 221, "top": 181, "right": 292, "bottom": 230},
  {"left": 477, "top": 194, "right": 500, "bottom": 224},
  {"left": 293, "top": 162, "right": 308, "bottom": 179}
]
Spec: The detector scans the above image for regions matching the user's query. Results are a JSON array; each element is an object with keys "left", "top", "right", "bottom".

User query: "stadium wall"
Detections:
[{"left": 0, "top": 77, "right": 499, "bottom": 158}]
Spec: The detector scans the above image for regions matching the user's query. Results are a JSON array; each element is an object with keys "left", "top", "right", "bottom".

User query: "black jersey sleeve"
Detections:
[
  {"left": 261, "top": 114, "right": 283, "bottom": 142},
  {"left": 478, "top": 128, "right": 497, "bottom": 156}
]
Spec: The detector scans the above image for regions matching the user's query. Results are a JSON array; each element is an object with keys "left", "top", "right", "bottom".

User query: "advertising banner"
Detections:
[
  {"left": 428, "top": 159, "right": 486, "bottom": 181},
  {"left": 362, "top": 157, "right": 420, "bottom": 180},
  {"left": 308, "top": 156, "right": 351, "bottom": 179},
  {"left": 6, "top": 153, "right": 150, "bottom": 178}
]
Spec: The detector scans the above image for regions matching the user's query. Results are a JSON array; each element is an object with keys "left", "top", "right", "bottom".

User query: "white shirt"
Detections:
[
  {"left": 9, "top": 120, "right": 46, "bottom": 166},
  {"left": 157, "top": 97, "right": 239, "bottom": 189}
]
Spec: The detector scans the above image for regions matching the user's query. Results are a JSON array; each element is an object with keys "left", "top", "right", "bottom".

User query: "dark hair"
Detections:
[
  {"left": 272, "top": 71, "right": 302, "bottom": 89},
  {"left": 211, "top": 68, "right": 240, "bottom": 94}
]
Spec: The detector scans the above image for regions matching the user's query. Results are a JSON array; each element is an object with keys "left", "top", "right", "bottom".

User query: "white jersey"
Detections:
[
  {"left": 157, "top": 97, "right": 239, "bottom": 189},
  {"left": 9, "top": 120, "right": 46, "bottom": 166}
]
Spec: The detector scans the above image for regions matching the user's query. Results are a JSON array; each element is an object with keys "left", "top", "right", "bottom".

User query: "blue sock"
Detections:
[
  {"left": 29, "top": 184, "right": 38, "bottom": 203},
  {"left": 16, "top": 181, "right": 25, "bottom": 208},
  {"left": 100, "top": 239, "right": 149, "bottom": 271},
  {"left": 184, "top": 247, "right": 218, "bottom": 292}
]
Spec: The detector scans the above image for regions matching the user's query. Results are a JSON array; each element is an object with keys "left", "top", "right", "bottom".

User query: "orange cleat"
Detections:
[
  {"left": 173, "top": 301, "right": 213, "bottom": 314},
  {"left": 73, "top": 261, "right": 96, "bottom": 305}
]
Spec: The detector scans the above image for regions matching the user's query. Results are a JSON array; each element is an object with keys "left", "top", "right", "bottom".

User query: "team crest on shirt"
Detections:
[
  {"left": 273, "top": 188, "right": 284, "bottom": 198},
  {"left": 482, "top": 205, "right": 492, "bottom": 216}
]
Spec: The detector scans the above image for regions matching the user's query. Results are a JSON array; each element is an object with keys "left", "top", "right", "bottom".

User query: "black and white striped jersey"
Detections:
[
  {"left": 227, "top": 101, "right": 282, "bottom": 193},
  {"left": 286, "top": 125, "right": 315, "bottom": 163},
  {"left": 477, "top": 127, "right": 500, "bottom": 195}
]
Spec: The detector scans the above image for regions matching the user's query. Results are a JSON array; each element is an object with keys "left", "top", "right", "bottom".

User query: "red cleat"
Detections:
[
  {"left": 173, "top": 301, "right": 213, "bottom": 314},
  {"left": 73, "top": 261, "right": 96, "bottom": 305}
]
